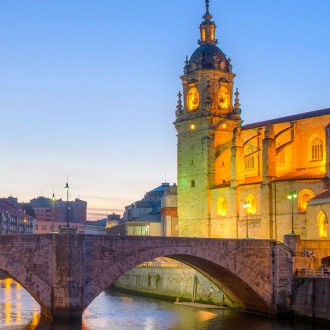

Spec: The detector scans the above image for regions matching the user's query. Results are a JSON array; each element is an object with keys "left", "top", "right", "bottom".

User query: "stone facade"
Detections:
[
  {"left": 293, "top": 278, "right": 330, "bottom": 326},
  {"left": 174, "top": 1, "right": 330, "bottom": 241}
]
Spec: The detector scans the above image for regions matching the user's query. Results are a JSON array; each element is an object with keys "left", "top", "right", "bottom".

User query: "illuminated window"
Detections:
[
  {"left": 245, "top": 194, "right": 257, "bottom": 214},
  {"left": 309, "top": 135, "right": 323, "bottom": 161},
  {"left": 187, "top": 87, "right": 199, "bottom": 110},
  {"left": 244, "top": 145, "right": 255, "bottom": 170},
  {"left": 217, "top": 197, "right": 227, "bottom": 216},
  {"left": 218, "top": 86, "right": 229, "bottom": 110},
  {"left": 127, "top": 225, "right": 150, "bottom": 236},
  {"left": 298, "top": 189, "right": 314, "bottom": 213},
  {"left": 210, "top": 26, "right": 215, "bottom": 40},
  {"left": 201, "top": 29, "right": 206, "bottom": 41},
  {"left": 276, "top": 143, "right": 285, "bottom": 165},
  {"left": 317, "top": 211, "right": 327, "bottom": 239}
]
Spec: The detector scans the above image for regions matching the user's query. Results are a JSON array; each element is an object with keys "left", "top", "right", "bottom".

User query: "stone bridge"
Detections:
[{"left": 0, "top": 234, "right": 293, "bottom": 322}]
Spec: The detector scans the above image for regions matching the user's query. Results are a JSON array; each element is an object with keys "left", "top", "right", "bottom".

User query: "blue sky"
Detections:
[{"left": 1, "top": 0, "right": 330, "bottom": 220}]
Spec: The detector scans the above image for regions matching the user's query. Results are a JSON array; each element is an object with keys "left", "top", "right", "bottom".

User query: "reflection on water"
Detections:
[{"left": 0, "top": 278, "right": 327, "bottom": 330}]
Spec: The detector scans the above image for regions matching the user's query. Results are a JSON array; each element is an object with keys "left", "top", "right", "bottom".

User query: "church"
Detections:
[{"left": 172, "top": 0, "right": 330, "bottom": 241}]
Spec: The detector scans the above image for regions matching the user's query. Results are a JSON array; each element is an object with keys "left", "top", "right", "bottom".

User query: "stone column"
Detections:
[{"left": 51, "top": 234, "right": 84, "bottom": 322}]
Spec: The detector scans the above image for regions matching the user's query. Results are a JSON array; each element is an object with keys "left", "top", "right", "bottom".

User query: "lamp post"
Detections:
[
  {"left": 288, "top": 190, "right": 297, "bottom": 234},
  {"left": 64, "top": 182, "right": 69, "bottom": 228},
  {"left": 51, "top": 193, "right": 56, "bottom": 232},
  {"left": 243, "top": 202, "right": 250, "bottom": 238}
]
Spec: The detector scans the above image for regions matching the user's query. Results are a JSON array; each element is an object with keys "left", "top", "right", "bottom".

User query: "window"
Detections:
[
  {"left": 309, "top": 135, "right": 323, "bottom": 161},
  {"left": 41, "top": 224, "right": 47, "bottom": 230},
  {"left": 245, "top": 156, "right": 254, "bottom": 170},
  {"left": 191, "top": 180, "right": 196, "bottom": 187},
  {"left": 217, "top": 197, "right": 227, "bottom": 216},
  {"left": 187, "top": 87, "right": 199, "bottom": 111},
  {"left": 127, "top": 225, "right": 150, "bottom": 236},
  {"left": 317, "top": 211, "right": 327, "bottom": 239},
  {"left": 245, "top": 194, "right": 257, "bottom": 214},
  {"left": 298, "top": 189, "right": 314, "bottom": 213},
  {"left": 244, "top": 145, "right": 255, "bottom": 170},
  {"left": 276, "top": 143, "right": 285, "bottom": 165}
]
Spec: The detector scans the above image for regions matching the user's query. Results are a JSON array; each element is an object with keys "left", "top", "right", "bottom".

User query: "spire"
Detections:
[
  {"left": 203, "top": 0, "right": 212, "bottom": 22},
  {"left": 175, "top": 91, "right": 183, "bottom": 117},
  {"left": 233, "top": 88, "right": 242, "bottom": 119},
  {"left": 198, "top": 0, "right": 218, "bottom": 46}
]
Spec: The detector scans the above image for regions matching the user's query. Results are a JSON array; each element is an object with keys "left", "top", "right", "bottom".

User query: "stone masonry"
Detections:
[{"left": 0, "top": 234, "right": 292, "bottom": 321}]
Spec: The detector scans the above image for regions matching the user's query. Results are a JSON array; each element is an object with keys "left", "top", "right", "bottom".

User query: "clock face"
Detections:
[
  {"left": 218, "top": 86, "right": 228, "bottom": 110},
  {"left": 187, "top": 87, "right": 199, "bottom": 110}
]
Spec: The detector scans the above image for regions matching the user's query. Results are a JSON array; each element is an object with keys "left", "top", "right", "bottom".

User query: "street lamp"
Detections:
[
  {"left": 243, "top": 202, "right": 250, "bottom": 238},
  {"left": 288, "top": 190, "right": 297, "bottom": 234},
  {"left": 64, "top": 182, "right": 69, "bottom": 228},
  {"left": 51, "top": 192, "right": 56, "bottom": 232}
]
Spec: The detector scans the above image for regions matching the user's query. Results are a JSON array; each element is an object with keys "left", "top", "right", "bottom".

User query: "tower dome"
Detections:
[{"left": 184, "top": 0, "right": 232, "bottom": 74}]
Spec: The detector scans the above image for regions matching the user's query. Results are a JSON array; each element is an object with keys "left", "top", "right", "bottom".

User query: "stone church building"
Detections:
[{"left": 171, "top": 1, "right": 330, "bottom": 241}]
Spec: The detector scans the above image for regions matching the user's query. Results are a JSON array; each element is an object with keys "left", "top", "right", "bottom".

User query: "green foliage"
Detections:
[{"left": 21, "top": 204, "right": 36, "bottom": 218}]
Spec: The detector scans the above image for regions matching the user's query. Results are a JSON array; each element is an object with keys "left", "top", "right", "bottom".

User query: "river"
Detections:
[{"left": 0, "top": 278, "right": 326, "bottom": 330}]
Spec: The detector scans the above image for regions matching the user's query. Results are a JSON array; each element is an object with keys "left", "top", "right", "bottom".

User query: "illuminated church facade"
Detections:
[{"left": 173, "top": 1, "right": 330, "bottom": 241}]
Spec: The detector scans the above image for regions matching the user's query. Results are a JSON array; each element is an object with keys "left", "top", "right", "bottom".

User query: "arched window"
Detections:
[
  {"left": 276, "top": 143, "right": 285, "bottom": 165},
  {"left": 317, "top": 211, "right": 327, "bottom": 239},
  {"left": 245, "top": 145, "right": 255, "bottom": 170},
  {"left": 309, "top": 135, "right": 323, "bottom": 161},
  {"left": 218, "top": 86, "right": 229, "bottom": 110},
  {"left": 298, "top": 189, "right": 314, "bottom": 213},
  {"left": 245, "top": 194, "right": 257, "bottom": 214},
  {"left": 217, "top": 197, "right": 227, "bottom": 216},
  {"left": 187, "top": 87, "right": 199, "bottom": 111}
]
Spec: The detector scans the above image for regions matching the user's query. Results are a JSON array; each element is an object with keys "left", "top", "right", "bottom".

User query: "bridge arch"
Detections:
[
  {"left": 0, "top": 254, "right": 52, "bottom": 317},
  {"left": 0, "top": 235, "right": 287, "bottom": 321},
  {"left": 83, "top": 244, "right": 272, "bottom": 314}
]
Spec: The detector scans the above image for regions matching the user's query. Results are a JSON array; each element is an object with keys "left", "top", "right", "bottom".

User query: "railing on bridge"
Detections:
[
  {"left": 295, "top": 268, "right": 330, "bottom": 278},
  {"left": 137, "top": 261, "right": 188, "bottom": 268}
]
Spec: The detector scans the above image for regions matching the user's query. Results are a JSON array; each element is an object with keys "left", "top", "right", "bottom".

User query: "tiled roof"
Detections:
[
  {"left": 311, "top": 189, "right": 330, "bottom": 200},
  {"left": 274, "top": 169, "right": 326, "bottom": 181},
  {"left": 242, "top": 108, "right": 330, "bottom": 130},
  {"left": 0, "top": 200, "right": 34, "bottom": 219}
]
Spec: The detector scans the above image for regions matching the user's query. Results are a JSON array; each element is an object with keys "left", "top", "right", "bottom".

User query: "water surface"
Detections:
[{"left": 0, "top": 278, "right": 325, "bottom": 330}]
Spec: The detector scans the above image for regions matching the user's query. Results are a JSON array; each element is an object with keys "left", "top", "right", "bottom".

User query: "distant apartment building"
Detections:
[
  {"left": 30, "top": 196, "right": 87, "bottom": 224},
  {"left": 0, "top": 200, "right": 36, "bottom": 234},
  {"left": 35, "top": 220, "right": 84, "bottom": 234}
]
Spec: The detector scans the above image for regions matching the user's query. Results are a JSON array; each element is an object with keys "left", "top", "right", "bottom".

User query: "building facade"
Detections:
[
  {"left": 30, "top": 196, "right": 87, "bottom": 224},
  {"left": 0, "top": 200, "right": 36, "bottom": 234},
  {"left": 107, "top": 183, "right": 176, "bottom": 236},
  {"left": 174, "top": 1, "right": 330, "bottom": 240}
]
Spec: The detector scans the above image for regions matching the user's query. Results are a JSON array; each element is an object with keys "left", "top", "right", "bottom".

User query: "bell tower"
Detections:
[{"left": 174, "top": 0, "right": 242, "bottom": 237}]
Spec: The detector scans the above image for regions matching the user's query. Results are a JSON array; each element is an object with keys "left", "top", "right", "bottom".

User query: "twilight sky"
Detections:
[{"left": 1, "top": 0, "right": 330, "bottom": 220}]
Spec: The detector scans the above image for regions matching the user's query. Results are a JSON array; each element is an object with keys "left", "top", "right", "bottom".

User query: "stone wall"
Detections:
[
  {"left": 293, "top": 277, "right": 330, "bottom": 326},
  {"left": 114, "top": 266, "right": 225, "bottom": 305}
]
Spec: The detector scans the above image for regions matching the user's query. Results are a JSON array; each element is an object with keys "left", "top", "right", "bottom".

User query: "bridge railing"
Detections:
[
  {"left": 295, "top": 268, "right": 330, "bottom": 278},
  {"left": 137, "top": 262, "right": 188, "bottom": 268}
]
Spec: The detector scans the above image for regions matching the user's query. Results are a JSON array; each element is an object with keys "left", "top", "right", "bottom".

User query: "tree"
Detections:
[{"left": 21, "top": 204, "right": 36, "bottom": 218}]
